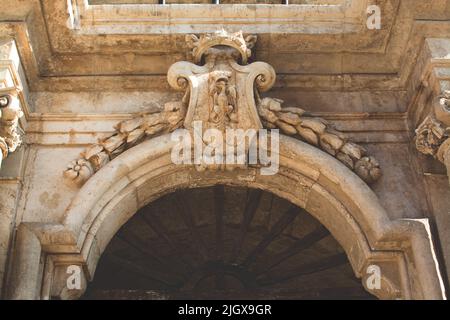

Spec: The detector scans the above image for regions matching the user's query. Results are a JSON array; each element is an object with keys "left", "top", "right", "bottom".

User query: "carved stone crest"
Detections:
[{"left": 168, "top": 30, "right": 274, "bottom": 133}]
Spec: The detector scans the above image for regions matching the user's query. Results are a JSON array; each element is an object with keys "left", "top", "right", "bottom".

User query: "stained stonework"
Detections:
[{"left": 0, "top": 1, "right": 450, "bottom": 300}]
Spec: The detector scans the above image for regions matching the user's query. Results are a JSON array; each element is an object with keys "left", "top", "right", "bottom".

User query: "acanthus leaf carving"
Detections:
[
  {"left": 436, "top": 90, "right": 450, "bottom": 125},
  {"left": 415, "top": 116, "right": 448, "bottom": 157},
  {"left": 64, "top": 30, "right": 382, "bottom": 186}
]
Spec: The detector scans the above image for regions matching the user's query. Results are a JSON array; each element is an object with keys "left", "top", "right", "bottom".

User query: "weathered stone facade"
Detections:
[{"left": 0, "top": 1, "right": 450, "bottom": 300}]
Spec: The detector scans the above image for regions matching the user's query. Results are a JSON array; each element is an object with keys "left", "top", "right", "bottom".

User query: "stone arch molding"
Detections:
[
  {"left": 7, "top": 31, "right": 446, "bottom": 300},
  {"left": 63, "top": 30, "right": 381, "bottom": 187},
  {"left": 8, "top": 134, "right": 446, "bottom": 300}
]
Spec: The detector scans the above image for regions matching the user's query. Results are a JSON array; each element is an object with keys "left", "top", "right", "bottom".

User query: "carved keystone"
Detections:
[{"left": 415, "top": 90, "right": 450, "bottom": 185}]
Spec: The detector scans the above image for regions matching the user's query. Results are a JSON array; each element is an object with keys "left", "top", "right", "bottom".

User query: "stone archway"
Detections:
[
  {"left": 84, "top": 185, "right": 373, "bottom": 300},
  {"left": 7, "top": 134, "right": 446, "bottom": 300}
]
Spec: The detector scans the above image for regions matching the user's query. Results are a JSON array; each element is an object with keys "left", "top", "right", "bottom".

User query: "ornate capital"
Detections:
[
  {"left": 0, "top": 40, "right": 27, "bottom": 169},
  {"left": 414, "top": 89, "right": 450, "bottom": 186},
  {"left": 415, "top": 90, "right": 450, "bottom": 160},
  {"left": 169, "top": 31, "right": 274, "bottom": 132}
]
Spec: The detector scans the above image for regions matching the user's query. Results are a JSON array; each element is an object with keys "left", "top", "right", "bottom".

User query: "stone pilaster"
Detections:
[
  {"left": 0, "top": 39, "right": 27, "bottom": 169},
  {"left": 437, "top": 139, "right": 450, "bottom": 185},
  {"left": 0, "top": 92, "right": 23, "bottom": 169}
]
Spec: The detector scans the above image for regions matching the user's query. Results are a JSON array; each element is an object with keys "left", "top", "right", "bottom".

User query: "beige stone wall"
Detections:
[{"left": 0, "top": 0, "right": 450, "bottom": 299}]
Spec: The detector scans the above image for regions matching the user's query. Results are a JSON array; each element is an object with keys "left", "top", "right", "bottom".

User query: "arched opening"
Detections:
[
  {"left": 83, "top": 185, "right": 374, "bottom": 300},
  {"left": 7, "top": 134, "right": 445, "bottom": 300}
]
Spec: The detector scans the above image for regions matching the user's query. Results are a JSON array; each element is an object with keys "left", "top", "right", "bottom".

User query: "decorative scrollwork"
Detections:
[{"left": 64, "top": 101, "right": 187, "bottom": 186}]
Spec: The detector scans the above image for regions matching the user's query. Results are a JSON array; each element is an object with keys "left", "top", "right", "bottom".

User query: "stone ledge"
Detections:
[{"left": 71, "top": 2, "right": 364, "bottom": 34}]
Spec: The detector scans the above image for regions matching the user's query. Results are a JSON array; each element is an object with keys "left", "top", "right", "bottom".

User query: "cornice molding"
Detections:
[
  {"left": 2, "top": 1, "right": 449, "bottom": 94},
  {"left": 415, "top": 89, "right": 450, "bottom": 184},
  {"left": 67, "top": 1, "right": 366, "bottom": 35}
]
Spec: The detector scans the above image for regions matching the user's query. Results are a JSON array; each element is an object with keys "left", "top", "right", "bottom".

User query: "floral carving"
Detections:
[{"left": 63, "top": 159, "right": 94, "bottom": 187}]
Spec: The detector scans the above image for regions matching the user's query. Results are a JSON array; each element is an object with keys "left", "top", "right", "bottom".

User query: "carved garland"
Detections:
[
  {"left": 256, "top": 95, "right": 381, "bottom": 183},
  {"left": 64, "top": 31, "right": 381, "bottom": 186}
]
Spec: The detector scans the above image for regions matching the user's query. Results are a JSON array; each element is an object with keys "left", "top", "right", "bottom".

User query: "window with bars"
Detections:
[{"left": 89, "top": 1, "right": 344, "bottom": 4}]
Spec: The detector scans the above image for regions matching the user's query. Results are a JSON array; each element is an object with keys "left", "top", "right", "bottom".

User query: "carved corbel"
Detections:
[
  {"left": 415, "top": 90, "right": 450, "bottom": 184},
  {"left": 186, "top": 30, "right": 257, "bottom": 64}
]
